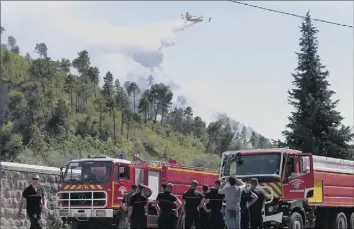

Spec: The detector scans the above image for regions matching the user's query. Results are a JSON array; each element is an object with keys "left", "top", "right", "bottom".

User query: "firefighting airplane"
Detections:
[{"left": 181, "top": 12, "right": 212, "bottom": 22}]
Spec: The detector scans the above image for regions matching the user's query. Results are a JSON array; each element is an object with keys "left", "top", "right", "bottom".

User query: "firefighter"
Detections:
[
  {"left": 240, "top": 183, "right": 251, "bottom": 229},
  {"left": 201, "top": 180, "right": 225, "bottom": 229},
  {"left": 128, "top": 184, "right": 152, "bottom": 229},
  {"left": 122, "top": 184, "right": 137, "bottom": 211},
  {"left": 182, "top": 180, "right": 204, "bottom": 229},
  {"left": 199, "top": 185, "right": 209, "bottom": 229},
  {"left": 18, "top": 174, "right": 47, "bottom": 229},
  {"left": 154, "top": 183, "right": 182, "bottom": 229},
  {"left": 249, "top": 178, "right": 265, "bottom": 229}
]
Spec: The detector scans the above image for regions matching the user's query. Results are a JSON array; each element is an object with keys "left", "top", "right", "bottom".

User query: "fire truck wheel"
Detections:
[
  {"left": 349, "top": 212, "right": 354, "bottom": 229},
  {"left": 288, "top": 212, "right": 304, "bottom": 229},
  {"left": 331, "top": 212, "right": 347, "bottom": 229}
]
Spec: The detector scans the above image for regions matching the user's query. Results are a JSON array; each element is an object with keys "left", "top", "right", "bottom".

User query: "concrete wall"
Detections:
[{"left": 0, "top": 162, "right": 62, "bottom": 229}]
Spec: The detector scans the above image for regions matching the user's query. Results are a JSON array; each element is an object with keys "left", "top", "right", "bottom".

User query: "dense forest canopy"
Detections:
[{"left": 0, "top": 13, "right": 353, "bottom": 170}]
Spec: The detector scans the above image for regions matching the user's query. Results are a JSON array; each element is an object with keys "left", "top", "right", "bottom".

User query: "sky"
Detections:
[{"left": 1, "top": 1, "right": 353, "bottom": 140}]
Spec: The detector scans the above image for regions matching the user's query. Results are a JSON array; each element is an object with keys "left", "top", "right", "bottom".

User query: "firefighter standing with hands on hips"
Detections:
[
  {"left": 128, "top": 184, "right": 153, "bottom": 229},
  {"left": 199, "top": 185, "right": 210, "bottom": 229},
  {"left": 182, "top": 180, "right": 204, "bottom": 229},
  {"left": 154, "top": 183, "right": 182, "bottom": 229},
  {"left": 201, "top": 180, "right": 225, "bottom": 229}
]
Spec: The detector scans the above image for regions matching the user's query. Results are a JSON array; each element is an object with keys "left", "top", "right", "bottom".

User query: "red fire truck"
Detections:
[
  {"left": 56, "top": 154, "right": 218, "bottom": 229},
  {"left": 219, "top": 148, "right": 354, "bottom": 229}
]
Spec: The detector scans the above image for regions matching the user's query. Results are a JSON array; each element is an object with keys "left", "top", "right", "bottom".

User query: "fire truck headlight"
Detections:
[
  {"left": 267, "top": 204, "right": 279, "bottom": 214},
  {"left": 96, "top": 210, "right": 106, "bottom": 217},
  {"left": 59, "top": 209, "right": 69, "bottom": 216}
]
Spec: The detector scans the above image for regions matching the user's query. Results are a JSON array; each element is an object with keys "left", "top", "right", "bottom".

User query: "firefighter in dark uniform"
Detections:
[
  {"left": 154, "top": 183, "right": 182, "bottom": 229},
  {"left": 182, "top": 180, "right": 204, "bottom": 229},
  {"left": 199, "top": 185, "right": 209, "bottom": 229},
  {"left": 122, "top": 184, "right": 137, "bottom": 228},
  {"left": 249, "top": 178, "right": 266, "bottom": 229},
  {"left": 128, "top": 184, "right": 153, "bottom": 229},
  {"left": 18, "top": 175, "right": 47, "bottom": 229},
  {"left": 240, "top": 184, "right": 251, "bottom": 229},
  {"left": 122, "top": 184, "right": 137, "bottom": 211},
  {"left": 201, "top": 180, "right": 225, "bottom": 229}
]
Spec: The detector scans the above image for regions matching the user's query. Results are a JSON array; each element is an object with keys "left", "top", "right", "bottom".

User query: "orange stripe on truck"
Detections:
[{"left": 167, "top": 167, "right": 218, "bottom": 176}]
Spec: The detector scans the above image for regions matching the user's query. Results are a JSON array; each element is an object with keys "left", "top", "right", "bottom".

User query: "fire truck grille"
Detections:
[{"left": 62, "top": 192, "right": 106, "bottom": 207}]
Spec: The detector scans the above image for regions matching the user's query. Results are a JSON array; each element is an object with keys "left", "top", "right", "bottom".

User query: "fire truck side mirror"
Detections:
[{"left": 60, "top": 166, "right": 64, "bottom": 182}]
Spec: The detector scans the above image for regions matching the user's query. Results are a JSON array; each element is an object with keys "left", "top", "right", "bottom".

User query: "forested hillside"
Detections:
[{"left": 0, "top": 26, "right": 274, "bottom": 169}]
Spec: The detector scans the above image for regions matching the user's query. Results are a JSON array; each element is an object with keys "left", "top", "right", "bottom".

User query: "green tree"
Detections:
[
  {"left": 88, "top": 66, "right": 100, "bottom": 96},
  {"left": 149, "top": 83, "right": 173, "bottom": 124},
  {"left": 7, "top": 36, "right": 16, "bottom": 49},
  {"left": 35, "top": 43, "right": 48, "bottom": 58},
  {"left": 64, "top": 74, "right": 76, "bottom": 111},
  {"left": 7, "top": 90, "right": 26, "bottom": 121},
  {"left": 47, "top": 99, "right": 70, "bottom": 136},
  {"left": 127, "top": 82, "right": 140, "bottom": 112},
  {"left": 183, "top": 106, "right": 193, "bottom": 133},
  {"left": 56, "top": 58, "right": 71, "bottom": 73},
  {"left": 192, "top": 116, "right": 206, "bottom": 138},
  {"left": 282, "top": 12, "right": 353, "bottom": 159},
  {"left": 249, "top": 131, "right": 259, "bottom": 149},
  {"left": 72, "top": 50, "right": 90, "bottom": 75},
  {"left": 138, "top": 90, "right": 150, "bottom": 124},
  {"left": 205, "top": 121, "right": 222, "bottom": 153},
  {"left": 102, "top": 71, "right": 114, "bottom": 115}
]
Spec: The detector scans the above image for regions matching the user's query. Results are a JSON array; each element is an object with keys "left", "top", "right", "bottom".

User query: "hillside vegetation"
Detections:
[{"left": 0, "top": 29, "right": 274, "bottom": 169}]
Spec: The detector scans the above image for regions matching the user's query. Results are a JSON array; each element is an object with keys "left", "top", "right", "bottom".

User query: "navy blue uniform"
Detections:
[
  {"left": 22, "top": 185, "right": 46, "bottom": 229},
  {"left": 129, "top": 192, "right": 148, "bottom": 229},
  {"left": 249, "top": 188, "right": 266, "bottom": 229},
  {"left": 182, "top": 189, "right": 203, "bottom": 229},
  {"left": 156, "top": 191, "right": 178, "bottom": 229},
  {"left": 204, "top": 188, "right": 225, "bottom": 229}
]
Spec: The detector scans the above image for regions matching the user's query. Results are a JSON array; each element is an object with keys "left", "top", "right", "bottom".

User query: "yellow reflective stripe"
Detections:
[
  {"left": 90, "top": 185, "right": 96, "bottom": 189},
  {"left": 64, "top": 185, "right": 70, "bottom": 190}
]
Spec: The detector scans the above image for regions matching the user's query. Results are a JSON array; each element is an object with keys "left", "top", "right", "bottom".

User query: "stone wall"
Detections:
[{"left": 0, "top": 162, "right": 62, "bottom": 229}]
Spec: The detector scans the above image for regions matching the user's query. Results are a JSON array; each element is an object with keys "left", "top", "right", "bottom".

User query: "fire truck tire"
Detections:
[
  {"left": 349, "top": 212, "right": 354, "bottom": 229},
  {"left": 331, "top": 212, "right": 347, "bottom": 229},
  {"left": 288, "top": 212, "right": 304, "bottom": 229}
]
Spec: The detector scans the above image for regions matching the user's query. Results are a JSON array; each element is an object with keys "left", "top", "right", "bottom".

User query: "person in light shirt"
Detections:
[{"left": 219, "top": 176, "right": 258, "bottom": 229}]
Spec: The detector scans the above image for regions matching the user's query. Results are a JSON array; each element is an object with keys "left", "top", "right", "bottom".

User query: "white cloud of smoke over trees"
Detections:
[{"left": 1, "top": 1, "right": 199, "bottom": 83}]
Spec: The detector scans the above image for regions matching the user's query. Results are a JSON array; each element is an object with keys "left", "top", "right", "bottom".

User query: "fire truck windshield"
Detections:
[
  {"left": 224, "top": 153, "right": 282, "bottom": 177},
  {"left": 64, "top": 160, "right": 113, "bottom": 183}
]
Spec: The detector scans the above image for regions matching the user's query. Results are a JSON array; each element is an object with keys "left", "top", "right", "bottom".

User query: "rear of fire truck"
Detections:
[
  {"left": 56, "top": 156, "right": 128, "bottom": 229},
  {"left": 219, "top": 149, "right": 316, "bottom": 229}
]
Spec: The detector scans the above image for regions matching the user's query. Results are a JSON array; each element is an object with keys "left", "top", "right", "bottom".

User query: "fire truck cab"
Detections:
[
  {"left": 56, "top": 155, "right": 134, "bottom": 229},
  {"left": 220, "top": 149, "right": 315, "bottom": 229}
]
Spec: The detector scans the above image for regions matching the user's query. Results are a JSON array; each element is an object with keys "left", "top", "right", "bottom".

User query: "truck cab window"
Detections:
[
  {"left": 115, "top": 164, "right": 130, "bottom": 181},
  {"left": 286, "top": 156, "right": 294, "bottom": 178}
]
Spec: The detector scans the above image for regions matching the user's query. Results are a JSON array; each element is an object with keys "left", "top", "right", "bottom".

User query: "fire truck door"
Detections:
[
  {"left": 112, "top": 163, "right": 131, "bottom": 208},
  {"left": 282, "top": 153, "right": 314, "bottom": 200}
]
